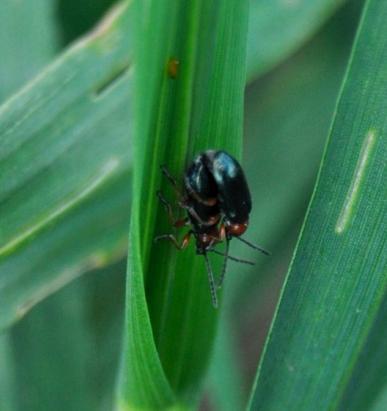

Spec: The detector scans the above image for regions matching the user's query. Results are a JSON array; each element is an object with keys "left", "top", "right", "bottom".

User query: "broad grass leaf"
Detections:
[{"left": 248, "top": 0, "right": 387, "bottom": 408}]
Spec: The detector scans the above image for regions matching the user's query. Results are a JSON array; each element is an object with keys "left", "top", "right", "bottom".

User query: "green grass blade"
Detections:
[
  {"left": 0, "top": 0, "right": 350, "bottom": 333},
  {"left": 0, "top": 2, "right": 60, "bottom": 410},
  {"left": 10, "top": 280, "right": 95, "bottom": 411},
  {"left": 0, "top": 333, "right": 16, "bottom": 411},
  {"left": 208, "top": 7, "right": 357, "bottom": 406},
  {"left": 338, "top": 296, "right": 387, "bottom": 411},
  {"left": 0, "top": 173, "right": 130, "bottom": 330},
  {"left": 118, "top": 0, "right": 248, "bottom": 409},
  {"left": 248, "top": 0, "right": 387, "bottom": 409},
  {"left": 207, "top": 317, "right": 245, "bottom": 411},
  {"left": 0, "top": 0, "right": 60, "bottom": 102},
  {"left": 246, "top": 0, "right": 345, "bottom": 82},
  {"left": 0, "top": 3, "right": 132, "bottom": 329},
  {"left": 370, "top": 386, "right": 387, "bottom": 411},
  {"left": 57, "top": 0, "right": 116, "bottom": 45},
  {"left": 7, "top": 262, "right": 125, "bottom": 411}
]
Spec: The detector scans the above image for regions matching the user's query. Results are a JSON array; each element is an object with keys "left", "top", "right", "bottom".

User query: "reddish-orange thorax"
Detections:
[{"left": 226, "top": 221, "right": 248, "bottom": 237}]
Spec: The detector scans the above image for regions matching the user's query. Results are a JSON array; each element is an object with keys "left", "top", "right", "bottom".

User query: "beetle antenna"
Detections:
[
  {"left": 236, "top": 237, "right": 271, "bottom": 255},
  {"left": 216, "top": 239, "right": 229, "bottom": 289},
  {"left": 209, "top": 248, "right": 255, "bottom": 265},
  {"left": 204, "top": 253, "right": 218, "bottom": 308}
]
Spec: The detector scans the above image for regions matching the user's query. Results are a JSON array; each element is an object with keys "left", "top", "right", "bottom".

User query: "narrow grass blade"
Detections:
[
  {"left": 118, "top": 0, "right": 249, "bottom": 409},
  {"left": 208, "top": 6, "right": 358, "bottom": 406},
  {"left": 248, "top": 0, "right": 387, "bottom": 409}
]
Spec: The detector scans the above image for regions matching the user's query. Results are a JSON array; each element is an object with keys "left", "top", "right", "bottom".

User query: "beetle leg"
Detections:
[
  {"left": 204, "top": 253, "right": 218, "bottom": 308},
  {"left": 160, "top": 165, "right": 183, "bottom": 197},
  {"left": 174, "top": 218, "right": 189, "bottom": 228},
  {"left": 160, "top": 164, "right": 177, "bottom": 186},
  {"left": 219, "top": 224, "right": 227, "bottom": 241},
  {"left": 204, "top": 224, "right": 227, "bottom": 248},
  {"left": 156, "top": 190, "right": 173, "bottom": 222},
  {"left": 179, "top": 202, "right": 207, "bottom": 225},
  {"left": 157, "top": 190, "right": 188, "bottom": 228},
  {"left": 154, "top": 232, "right": 191, "bottom": 250}
]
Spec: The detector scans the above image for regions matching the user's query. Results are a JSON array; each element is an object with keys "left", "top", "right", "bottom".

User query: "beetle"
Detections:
[{"left": 155, "top": 150, "right": 269, "bottom": 307}]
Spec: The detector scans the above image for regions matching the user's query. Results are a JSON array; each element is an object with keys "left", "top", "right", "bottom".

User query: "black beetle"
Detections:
[{"left": 155, "top": 150, "right": 269, "bottom": 307}]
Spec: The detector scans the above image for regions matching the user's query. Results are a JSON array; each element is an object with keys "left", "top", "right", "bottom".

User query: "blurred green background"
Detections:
[{"left": 0, "top": 0, "right": 367, "bottom": 410}]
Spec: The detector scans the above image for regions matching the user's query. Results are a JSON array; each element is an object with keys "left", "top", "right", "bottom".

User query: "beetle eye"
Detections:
[{"left": 227, "top": 223, "right": 248, "bottom": 237}]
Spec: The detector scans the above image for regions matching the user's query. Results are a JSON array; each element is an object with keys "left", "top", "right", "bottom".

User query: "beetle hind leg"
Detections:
[
  {"left": 160, "top": 164, "right": 183, "bottom": 197},
  {"left": 157, "top": 190, "right": 188, "bottom": 228},
  {"left": 154, "top": 231, "right": 191, "bottom": 250}
]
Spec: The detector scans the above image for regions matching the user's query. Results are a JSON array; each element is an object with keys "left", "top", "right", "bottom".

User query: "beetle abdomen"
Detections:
[
  {"left": 184, "top": 153, "right": 218, "bottom": 205},
  {"left": 204, "top": 150, "right": 251, "bottom": 223}
]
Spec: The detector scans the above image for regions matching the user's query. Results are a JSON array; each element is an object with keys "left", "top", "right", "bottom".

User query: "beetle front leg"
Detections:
[
  {"left": 203, "top": 224, "right": 227, "bottom": 250},
  {"left": 179, "top": 201, "right": 208, "bottom": 226}
]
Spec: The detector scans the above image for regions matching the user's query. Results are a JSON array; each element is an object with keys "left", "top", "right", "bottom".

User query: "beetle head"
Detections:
[{"left": 225, "top": 220, "right": 248, "bottom": 238}]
